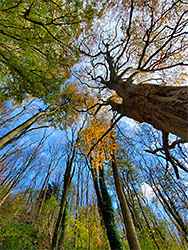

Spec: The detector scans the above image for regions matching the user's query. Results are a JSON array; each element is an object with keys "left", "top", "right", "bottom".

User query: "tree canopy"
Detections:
[
  {"left": 0, "top": 1, "right": 188, "bottom": 250},
  {"left": 78, "top": 0, "right": 188, "bottom": 140},
  {"left": 0, "top": 0, "right": 95, "bottom": 103}
]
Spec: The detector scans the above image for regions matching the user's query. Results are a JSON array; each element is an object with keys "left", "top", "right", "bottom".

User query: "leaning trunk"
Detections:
[
  {"left": 0, "top": 103, "right": 67, "bottom": 149},
  {"left": 0, "top": 110, "right": 44, "bottom": 149},
  {"left": 108, "top": 82, "right": 188, "bottom": 140}
]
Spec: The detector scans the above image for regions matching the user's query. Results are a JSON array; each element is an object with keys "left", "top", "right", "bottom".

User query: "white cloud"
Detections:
[
  {"left": 118, "top": 117, "right": 140, "bottom": 137},
  {"left": 141, "top": 182, "right": 155, "bottom": 202}
]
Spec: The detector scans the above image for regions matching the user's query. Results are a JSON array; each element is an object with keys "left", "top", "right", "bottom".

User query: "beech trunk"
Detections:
[{"left": 108, "top": 82, "right": 188, "bottom": 140}]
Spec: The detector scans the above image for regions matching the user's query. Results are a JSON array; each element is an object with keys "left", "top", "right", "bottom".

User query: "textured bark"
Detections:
[{"left": 108, "top": 82, "right": 188, "bottom": 140}]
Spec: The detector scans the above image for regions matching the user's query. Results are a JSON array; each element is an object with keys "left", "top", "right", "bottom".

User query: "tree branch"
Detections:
[{"left": 87, "top": 114, "right": 123, "bottom": 157}]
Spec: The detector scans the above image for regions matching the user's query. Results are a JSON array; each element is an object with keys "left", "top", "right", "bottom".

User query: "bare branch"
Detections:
[
  {"left": 115, "top": 0, "right": 134, "bottom": 66},
  {"left": 142, "top": 10, "right": 188, "bottom": 69}
]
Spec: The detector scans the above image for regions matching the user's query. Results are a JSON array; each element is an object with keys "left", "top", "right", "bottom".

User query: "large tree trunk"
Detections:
[{"left": 108, "top": 82, "right": 188, "bottom": 140}]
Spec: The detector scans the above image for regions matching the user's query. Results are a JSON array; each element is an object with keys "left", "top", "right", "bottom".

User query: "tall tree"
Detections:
[
  {"left": 0, "top": 102, "right": 67, "bottom": 149},
  {"left": 0, "top": 0, "right": 96, "bottom": 103},
  {"left": 110, "top": 134, "right": 141, "bottom": 250},
  {"left": 0, "top": 131, "right": 47, "bottom": 207},
  {"left": 90, "top": 163, "right": 124, "bottom": 250},
  {"left": 77, "top": 113, "right": 124, "bottom": 249},
  {"left": 0, "top": 81, "right": 94, "bottom": 149},
  {"left": 145, "top": 163, "right": 188, "bottom": 242},
  {"left": 51, "top": 122, "right": 86, "bottom": 250},
  {"left": 79, "top": 0, "right": 188, "bottom": 141}
]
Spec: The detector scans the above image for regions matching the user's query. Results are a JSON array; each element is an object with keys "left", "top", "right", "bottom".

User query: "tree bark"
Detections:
[
  {"left": 51, "top": 146, "right": 76, "bottom": 250},
  {"left": 90, "top": 165, "right": 124, "bottom": 250},
  {"left": 51, "top": 162, "right": 71, "bottom": 250},
  {"left": 107, "top": 82, "right": 188, "bottom": 140},
  {"left": 110, "top": 147, "right": 141, "bottom": 250},
  {"left": 0, "top": 110, "right": 44, "bottom": 149},
  {"left": 0, "top": 103, "right": 68, "bottom": 149},
  {"left": 123, "top": 180, "right": 142, "bottom": 231}
]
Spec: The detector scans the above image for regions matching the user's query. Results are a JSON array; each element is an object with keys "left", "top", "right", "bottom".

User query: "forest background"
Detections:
[{"left": 0, "top": 0, "right": 187, "bottom": 249}]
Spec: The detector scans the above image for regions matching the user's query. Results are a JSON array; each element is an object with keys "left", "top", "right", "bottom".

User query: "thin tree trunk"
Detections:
[
  {"left": 0, "top": 110, "right": 44, "bottom": 149},
  {"left": 0, "top": 139, "right": 42, "bottom": 207},
  {"left": 80, "top": 169, "right": 84, "bottom": 207},
  {"left": 130, "top": 181, "right": 160, "bottom": 249},
  {"left": 124, "top": 182, "right": 143, "bottom": 231},
  {"left": 51, "top": 163, "right": 71, "bottom": 250},
  {"left": 73, "top": 165, "right": 81, "bottom": 248},
  {"left": 58, "top": 200, "right": 68, "bottom": 247},
  {"left": 110, "top": 148, "right": 141, "bottom": 250},
  {"left": 34, "top": 169, "right": 50, "bottom": 214},
  {"left": 51, "top": 147, "right": 76, "bottom": 250},
  {"left": 35, "top": 169, "right": 52, "bottom": 222},
  {"left": 86, "top": 170, "right": 91, "bottom": 250},
  {"left": 149, "top": 172, "right": 188, "bottom": 241},
  {"left": 154, "top": 180, "right": 188, "bottom": 238},
  {"left": 0, "top": 103, "right": 67, "bottom": 149}
]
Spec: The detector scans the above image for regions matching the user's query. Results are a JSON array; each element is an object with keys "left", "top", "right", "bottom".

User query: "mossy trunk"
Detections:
[
  {"left": 91, "top": 166, "right": 124, "bottom": 250},
  {"left": 58, "top": 200, "right": 68, "bottom": 247}
]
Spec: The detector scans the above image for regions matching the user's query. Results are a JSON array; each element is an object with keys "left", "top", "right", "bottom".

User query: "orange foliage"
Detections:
[{"left": 77, "top": 111, "right": 117, "bottom": 170}]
